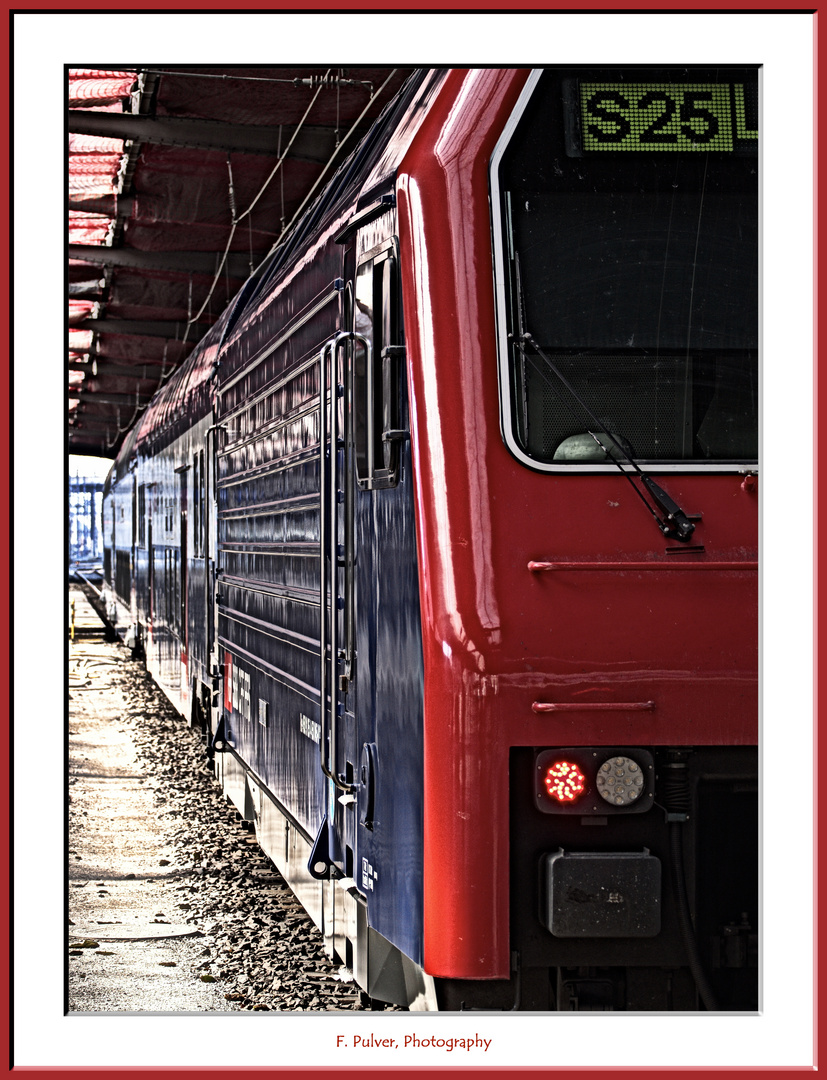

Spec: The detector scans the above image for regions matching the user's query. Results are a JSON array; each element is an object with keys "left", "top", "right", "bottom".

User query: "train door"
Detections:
[
  {"left": 137, "top": 482, "right": 146, "bottom": 646},
  {"left": 319, "top": 305, "right": 357, "bottom": 866},
  {"left": 130, "top": 476, "right": 137, "bottom": 614},
  {"left": 147, "top": 486, "right": 154, "bottom": 647},
  {"left": 177, "top": 465, "right": 189, "bottom": 699},
  {"left": 349, "top": 240, "right": 406, "bottom": 897},
  {"left": 110, "top": 491, "right": 116, "bottom": 583},
  {"left": 319, "top": 234, "right": 418, "bottom": 989},
  {"left": 205, "top": 424, "right": 221, "bottom": 738}
]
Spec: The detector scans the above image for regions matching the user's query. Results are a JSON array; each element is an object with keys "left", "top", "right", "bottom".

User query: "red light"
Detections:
[{"left": 544, "top": 760, "right": 587, "bottom": 803}]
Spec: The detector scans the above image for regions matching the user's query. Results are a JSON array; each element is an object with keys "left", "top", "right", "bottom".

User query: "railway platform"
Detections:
[
  {"left": 69, "top": 580, "right": 108, "bottom": 641},
  {"left": 67, "top": 585, "right": 365, "bottom": 1013},
  {"left": 68, "top": 599, "right": 233, "bottom": 1011}
]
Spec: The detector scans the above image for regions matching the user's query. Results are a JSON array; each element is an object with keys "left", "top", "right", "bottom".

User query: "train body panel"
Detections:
[
  {"left": 394, "top": 69, "right": 757, "bottom": 990},
  {"left": 348, "top": 349, "right": 426, "bottom": 969},
  {"left": 102, "top": 65, "right": 758, "bottom": 1011},
  {"left": 103, "top": 331, "right": 218, "bottom": 724},
  {"left": 203, "top": 76, "right": 442, "bottom": 990}
]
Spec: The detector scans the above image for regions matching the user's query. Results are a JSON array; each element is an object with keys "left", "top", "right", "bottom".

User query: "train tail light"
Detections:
[
  {"left": 534, "top": 748, "right": 654, "bottom": 815},
  {"left": 543, "top": 760, "right": 587, "bottom": 803}
]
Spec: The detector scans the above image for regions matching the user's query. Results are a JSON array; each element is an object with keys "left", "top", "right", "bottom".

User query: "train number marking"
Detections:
[
  {"left": 300, "top": 712, "right": 321, "bottom": 744},
  {"left": 224, "top": 651, "right": 251, "bottom": 721}
]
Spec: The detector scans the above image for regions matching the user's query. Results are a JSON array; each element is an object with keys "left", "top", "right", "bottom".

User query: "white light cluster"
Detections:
[{"left": 596, "top": 756, "right": 644, "bottom": 806}]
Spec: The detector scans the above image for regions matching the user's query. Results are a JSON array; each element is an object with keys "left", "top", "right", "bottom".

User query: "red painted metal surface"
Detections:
[{"left": 397, "top": 70, "right": 758, "bottom": 981}]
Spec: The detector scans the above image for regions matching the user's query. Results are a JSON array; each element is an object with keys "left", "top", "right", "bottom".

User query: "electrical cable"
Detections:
[
  {"left": 180, "top": 73, "right": 330, "bottom": 337},
  {"left": 661, "top": 758, "right": 720, "bottom": 1011}
]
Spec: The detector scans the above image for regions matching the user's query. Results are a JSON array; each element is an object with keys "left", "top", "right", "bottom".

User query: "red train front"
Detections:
[{"left": 399, "top": 68, "right": 757, "bottom": 1010}]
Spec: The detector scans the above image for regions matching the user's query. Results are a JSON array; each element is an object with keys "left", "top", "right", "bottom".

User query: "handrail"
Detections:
[
  {"left": 205, "top": 422, "right": 225, "bottom": 684},
  {"left": 318, "top": 339, "right": 335, "bottom": 787},
  {"left": 532, "top": 701, "right": 655, "bottom": 713},
  {"left": 318, "top": 333, "right": 366, "bottom": 794},
  {"left": 528, "top": 560, "right": 758, "bottom": 572},
  {"left": 326, "top": 335, "right": 346, "bottom": 789}
]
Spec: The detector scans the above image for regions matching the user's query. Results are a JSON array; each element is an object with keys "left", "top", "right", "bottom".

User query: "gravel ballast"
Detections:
[{"left": 69, "top": 622, "right": 388, "bottom": 1013}]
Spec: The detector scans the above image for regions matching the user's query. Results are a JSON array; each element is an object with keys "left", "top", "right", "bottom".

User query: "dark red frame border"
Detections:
[{"left": 6, "top": 3, "right": 820, "bottom": 1075}]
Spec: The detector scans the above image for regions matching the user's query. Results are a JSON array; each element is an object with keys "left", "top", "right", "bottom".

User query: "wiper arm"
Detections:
[
  {"left": 637, "top": 474, "right": 696, "bottom": 543},
  {"left": 517, "top": 333, "right": 695, "bottom": 543}
]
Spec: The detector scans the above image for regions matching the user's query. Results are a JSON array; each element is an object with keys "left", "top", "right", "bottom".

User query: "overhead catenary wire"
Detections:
[
  {"left": 278, "top": 125, "right": 286, "bottom": 233},
  {"left": 184, "top": 68, "right": 399, "bottom": 344},
  {"left": 140, "top": 68, "right": 374, "bottom": 91},
  {"left": 181, "top": 73, "right": 331, "bottom": 338},
  {"left": 105, "top": 394, "right": 143, "bottom": 449},
  {"left": 146, "top": 70, "right": 338, "bottom": 404},
  {"left": 254, "top": 68, "right": 399, "bottom": 276},
  {"left": 104, "top": 342, "right": 169, "bottom": 447},
  {"left": 103, "top": 66, "right": 402, "bottom": 449}
]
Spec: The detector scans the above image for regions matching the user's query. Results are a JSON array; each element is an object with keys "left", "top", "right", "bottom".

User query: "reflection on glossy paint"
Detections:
[
  {"left": 405, "top": 85, "right": 507, "bottom": 665},
  {"left": 401, "top": 174, "right": 462, "bottom": 648},
  {"left": 435, "top": 71, "right": 504, "bottom": 645}
]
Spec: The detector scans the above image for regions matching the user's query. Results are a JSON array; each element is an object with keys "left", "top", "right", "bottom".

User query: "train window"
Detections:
[
  {"left": 192, "top": 454, "right": 199, "bottom": 556},
  {"left": 192, "top": 451, "right": 205, "bottom": 557},
  {"left": 138, "top": 483, "right": 146, "bottom": 544},
  {"left": 199, "top": 449, "right": 205, "bottom": 555},
  {"left": 353, "top": 244, "right": 403, "bottom": 489},
  {"left": 491, "top": 68, "right": 759, "bottom": 471}
]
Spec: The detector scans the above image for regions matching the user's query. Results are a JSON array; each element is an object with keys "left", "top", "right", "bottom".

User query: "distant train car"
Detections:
[{"left": 102, "top": 67, "right": 758, "bottom": 1011}]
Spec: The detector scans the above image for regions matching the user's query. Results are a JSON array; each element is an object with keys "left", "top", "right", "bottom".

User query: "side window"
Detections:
[
  {"left": 137, "top": 484, "right": 146, "bottom": 547},
  {"left": 131, "top": 479, "right": 137, "bottom": 550},
  {"left": 199, "top": 450, "right": 205, "bottom": 555},
  {"left": 192, "top": 451, "right": 204, "bottom": 557},
  {"left": 353, "top": 244, "right": 404, "bottom": 489}
]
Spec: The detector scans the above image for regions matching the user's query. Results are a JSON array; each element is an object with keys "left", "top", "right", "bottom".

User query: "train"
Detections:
[{"left": 100, "top": 67, "right": 759, "bottom": 1011}]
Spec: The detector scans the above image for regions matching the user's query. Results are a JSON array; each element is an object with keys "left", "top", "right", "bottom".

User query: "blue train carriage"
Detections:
[
  {"left": 101, "top": 423, "right": 140, "bottom": 634},
  {"left": 211, "top": 71, "right": 443, "bottom": 1004},
  {"left": 102, "top": 325, "right": 221, "bottom": 731}
]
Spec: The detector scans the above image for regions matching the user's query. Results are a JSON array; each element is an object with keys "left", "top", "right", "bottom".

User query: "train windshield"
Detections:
[{"left": 491, "top": 68, "right": 759, "bottom": 470}]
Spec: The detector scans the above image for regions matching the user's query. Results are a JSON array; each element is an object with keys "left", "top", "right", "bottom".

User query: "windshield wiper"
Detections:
[{"left": 515, "top": 332, "right": 696, "bottom": 544}]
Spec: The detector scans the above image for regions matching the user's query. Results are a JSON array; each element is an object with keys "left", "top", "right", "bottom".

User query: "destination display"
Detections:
[{"left": 569, "top": 82, "right": 758, "bottom": 153}]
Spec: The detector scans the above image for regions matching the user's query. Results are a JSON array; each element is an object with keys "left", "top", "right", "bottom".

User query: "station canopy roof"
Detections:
[{"left": 68, "top": 65, "right": 416, "bottom": 459}]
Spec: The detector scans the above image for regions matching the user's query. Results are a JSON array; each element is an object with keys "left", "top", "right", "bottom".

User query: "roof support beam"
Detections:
[
  {"left": 68, "top": 390, "right": 154, "bottom": 406},
  {"left": 69, "top": 415, "right": 126, "bottom": 431},
  {"left": 69, "top": 408, "right": 133, "bottom": 425},
  {"left": 74, "top": 316, "right": 212, "bottom": 340},
  {"left": 68, "top": 442, "right": 116, "bottom": 458},
  {"left": 69, "top": 281, "right": 106, "bottom": 297},
  {"left": 68, "top": 110, "right": 336, "bottom": 161},
  {"left": 68, "top": 360, "right": 166, "bottom": 379},
  {"left": 68, "top": 243, "right": 256, "bottom": 278},
  {"left": 69, "top": 195, "right": 134, "bottom": 216}
]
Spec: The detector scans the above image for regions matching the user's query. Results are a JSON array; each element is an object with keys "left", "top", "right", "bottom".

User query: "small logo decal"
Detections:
[{"left": 361, "top": 857, "right": 377, "bottom": 892}]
